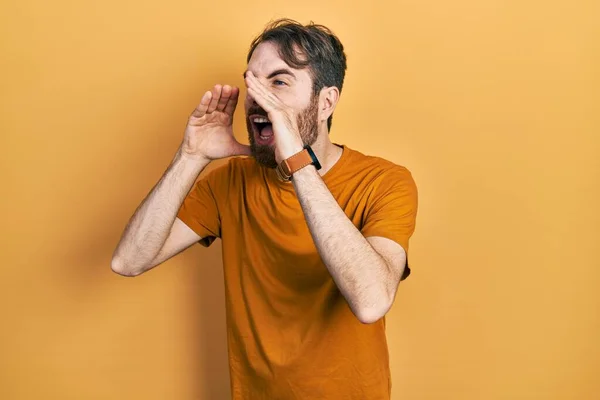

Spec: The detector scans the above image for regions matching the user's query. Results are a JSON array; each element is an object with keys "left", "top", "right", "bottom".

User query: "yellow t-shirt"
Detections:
[{"left": 177, "top": 144, "right": 418, "bottom": 399}]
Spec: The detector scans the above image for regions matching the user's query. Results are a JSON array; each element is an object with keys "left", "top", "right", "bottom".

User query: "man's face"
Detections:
[{"left": 245, "top": 41, "right": 319, "bottom": 168}]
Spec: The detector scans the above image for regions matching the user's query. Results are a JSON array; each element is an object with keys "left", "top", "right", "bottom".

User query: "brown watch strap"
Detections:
[{"left": 276, "top": 149, "right": 313, "bottom": 181}]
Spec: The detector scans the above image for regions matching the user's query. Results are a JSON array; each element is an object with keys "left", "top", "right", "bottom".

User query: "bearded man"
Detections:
[{"left": 112, "top": 18, "right": 418, "bottom": 400}]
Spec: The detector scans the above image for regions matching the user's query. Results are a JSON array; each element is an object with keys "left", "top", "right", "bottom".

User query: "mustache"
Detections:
[{"left": 247, "top": 106, "right": 268, "bottom": 117}]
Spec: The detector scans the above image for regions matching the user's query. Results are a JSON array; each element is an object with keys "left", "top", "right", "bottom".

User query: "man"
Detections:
[{"left": 112, "top": 19, "right": 418, "bottom": 400}]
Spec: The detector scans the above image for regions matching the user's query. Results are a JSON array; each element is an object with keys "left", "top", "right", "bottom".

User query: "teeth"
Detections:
[{"left": 252, "top": 117, "right": 270, "bottom": 123}]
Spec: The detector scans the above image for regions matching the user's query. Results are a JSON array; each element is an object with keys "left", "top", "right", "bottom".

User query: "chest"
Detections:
[{"left": 220, "top": 181, "right": 372, "bottom": 291}]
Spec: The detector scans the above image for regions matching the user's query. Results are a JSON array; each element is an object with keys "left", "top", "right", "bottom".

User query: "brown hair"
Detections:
[{"left": 247, "top": 19, "right": 347, "bottom": 131}]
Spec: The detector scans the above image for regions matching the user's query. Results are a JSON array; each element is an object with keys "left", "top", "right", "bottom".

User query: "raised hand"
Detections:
[
  {"left": 244, "top": 72, "right": 304, "bottom": 163},
  {"left": 181, "top": 84, "right": 251, "bottom": 161}
]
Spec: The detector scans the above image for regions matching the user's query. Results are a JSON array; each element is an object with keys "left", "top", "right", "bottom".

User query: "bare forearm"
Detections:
[
  {"left": 112, "top": 147, "right": 209, "bottom": 271},
  {"left": 292, "top": 166, "right": 392, "bottom": 322}
]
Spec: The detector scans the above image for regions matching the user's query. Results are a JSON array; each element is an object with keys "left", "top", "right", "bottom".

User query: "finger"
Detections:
[
  {"left": 245, "top": 73, "right": 280, "bottom": 110},
  {"left": 191, "top": 91, "right": 212, "bottom": 118},
  {"left": 245, "top": 72, "right": 268, "bottom": 98},
  {"left": 217, "top": 85, "right": 231, "bottom": 111},
  {"left": 244, "top": 73, "right": 274, "bottom": 109},
  {"left": 247, "top": 86, "right": 272, "bottom": 113},
  {"left": 224, "top": 86, "right": 239, "bottom": 116},
  {"left": 206, "top": 84, "right": 222, "bottom": 113},
  {"left": 248, "top": 85, "right": 282, "bottom": 117}
]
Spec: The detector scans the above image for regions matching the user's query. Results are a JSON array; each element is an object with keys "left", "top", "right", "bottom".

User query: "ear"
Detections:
[{"left": 318, "top": 86, "right": 340, "bottom": 124}]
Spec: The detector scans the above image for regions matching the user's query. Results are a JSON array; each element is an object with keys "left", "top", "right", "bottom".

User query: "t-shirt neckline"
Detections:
[{"left": 268, "top": 143, "right": 349, "bottom": 190}]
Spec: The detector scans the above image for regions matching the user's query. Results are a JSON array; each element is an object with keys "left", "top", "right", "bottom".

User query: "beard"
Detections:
[{"left": 246, "top": 94, "right": 319, "bottom": 169}]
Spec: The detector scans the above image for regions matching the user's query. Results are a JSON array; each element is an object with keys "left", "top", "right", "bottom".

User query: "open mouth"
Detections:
[{"left": 250, "top": 115, "right": 274, "bottom": 141}]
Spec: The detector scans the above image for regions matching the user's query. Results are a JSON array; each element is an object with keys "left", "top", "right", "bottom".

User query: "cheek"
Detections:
[{"left": 281, "top": 92, "right": 310, "bottom": 112}]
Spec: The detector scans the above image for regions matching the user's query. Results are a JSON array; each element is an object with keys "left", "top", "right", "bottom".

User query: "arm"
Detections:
[
  {"left": 292, "top": 166, "right": 406, "bottom": 324},
  {"left": 111, "top": 84, "right": 250, "bottom": 276},
  {"left": 111, "top": 148, "right": 209, "bottom": 276},
  {"left": 243, "top": 72, "right": 412, "bottom": 323}
]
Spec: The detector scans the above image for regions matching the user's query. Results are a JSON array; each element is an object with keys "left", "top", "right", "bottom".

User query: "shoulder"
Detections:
[
  {"left": 344, "top": 148, "right": 418, "bottom": 217},
  {"left": 344, "top": 146, "right": 416, "bottom": 188}
]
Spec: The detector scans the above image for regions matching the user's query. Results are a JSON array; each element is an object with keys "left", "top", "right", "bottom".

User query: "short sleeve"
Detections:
[
  {"left": 361, "top": 166, "right": 418, "bottom": 279},
  {"left": 176, "top": 163, "right": 229, "bottom": 247}
]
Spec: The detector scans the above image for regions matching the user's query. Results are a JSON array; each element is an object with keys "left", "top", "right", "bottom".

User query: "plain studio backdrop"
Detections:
[{"left": 1, "top": 0, "right": 598, "bottom": 399}]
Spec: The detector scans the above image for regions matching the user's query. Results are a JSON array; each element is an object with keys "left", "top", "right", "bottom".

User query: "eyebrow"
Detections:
[{"left": 243, "top": 68, "right": 297, "bottom": 80}]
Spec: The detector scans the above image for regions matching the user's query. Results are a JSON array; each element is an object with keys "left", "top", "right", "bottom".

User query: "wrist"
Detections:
[
  {"left": 278, "top": 140, "right": 304, "bottom": 161},
  {"left": 175, "top": 147, "right": 211, "bottom": 170},
  {"left": 290, "top": 163, "right": 317, "bottom": 179},
  {"left": 276, "top": 144, "right": 321, "bottom": 182}
]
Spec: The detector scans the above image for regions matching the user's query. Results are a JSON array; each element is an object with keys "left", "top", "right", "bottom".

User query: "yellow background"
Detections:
[{"left": 1, "top": 0, "right": 598, "bottom": 399}]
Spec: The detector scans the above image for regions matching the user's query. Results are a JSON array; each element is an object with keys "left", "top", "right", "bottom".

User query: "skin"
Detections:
[
  {"left": 112, "top": 41, "right": 407, "bottom": 324},
  {"left": 111, "top": 85, "right": 250, "bottom": 276},
  {"left": 244, "top": 42, "right": 408, "bottom": 323}
]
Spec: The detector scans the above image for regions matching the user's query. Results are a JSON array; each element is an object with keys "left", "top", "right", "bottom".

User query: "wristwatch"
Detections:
[{"left": 275, "top": 145, "right": 322, "bottom": 182}]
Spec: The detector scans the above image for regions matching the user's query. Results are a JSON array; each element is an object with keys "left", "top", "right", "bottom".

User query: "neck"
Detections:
[{"left": 309, "top": 128, "right": 344, "bottom": 177}]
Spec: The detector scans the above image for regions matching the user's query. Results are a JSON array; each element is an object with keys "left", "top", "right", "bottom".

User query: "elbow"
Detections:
[
  {"left": 355, "top": 307, "right": 389, "bottom": 325},
  {"left": 354, "top": 298, "right": 393, "bottom": 325},
  {"left": 111, "top": 257, "right": 143, "bottom": 277}
]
